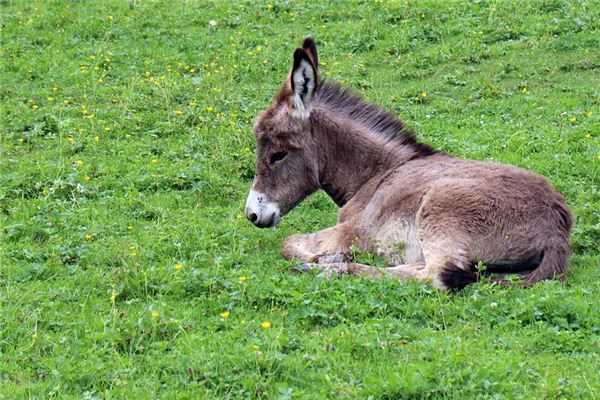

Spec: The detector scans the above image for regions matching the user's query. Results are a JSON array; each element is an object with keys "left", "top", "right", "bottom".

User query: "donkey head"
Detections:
[{"left": 245, "top": 38, "right": 321, "bottom": 228}]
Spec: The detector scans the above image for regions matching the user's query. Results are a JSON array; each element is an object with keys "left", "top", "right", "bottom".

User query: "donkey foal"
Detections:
[{"left": 245, "top": 38, "right": 572, "bottom": 291}]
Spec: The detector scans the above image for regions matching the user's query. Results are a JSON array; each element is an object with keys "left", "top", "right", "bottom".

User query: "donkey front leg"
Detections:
[
  {"left": 296, "top": 262, "right": 429, "bottom": 281},
  {"left": 281, "top": 222, "right": 356, "bottom": 262}
]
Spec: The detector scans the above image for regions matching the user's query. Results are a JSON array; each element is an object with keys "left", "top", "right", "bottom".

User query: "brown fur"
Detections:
[{"left": 246, "top": 38, "right": 572, "bottom": 290}]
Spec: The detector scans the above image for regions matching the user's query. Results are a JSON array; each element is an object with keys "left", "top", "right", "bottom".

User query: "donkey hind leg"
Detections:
[
  {"left": 281, "top": 223, "right": 354, "bottom": 262},
  {"left": 286, "top": 225, "right": 478, "bottom": 290}
]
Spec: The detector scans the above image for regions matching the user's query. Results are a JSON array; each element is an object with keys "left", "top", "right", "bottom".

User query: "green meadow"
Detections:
[{"left": 1, "top": 0, "right": 599, "bottom": 398}]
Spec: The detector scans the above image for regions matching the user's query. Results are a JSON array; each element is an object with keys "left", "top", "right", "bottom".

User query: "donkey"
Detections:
[{"left": 244, "top": 38, "right": 572, "bottom": 290}]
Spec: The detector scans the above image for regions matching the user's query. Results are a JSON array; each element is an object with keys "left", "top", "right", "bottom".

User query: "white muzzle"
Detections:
[{"left": 245, "top": 190, "right": 281, "bottom": 228}]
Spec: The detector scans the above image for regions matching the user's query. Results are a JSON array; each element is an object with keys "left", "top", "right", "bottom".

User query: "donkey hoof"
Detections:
[
  {"left": 317, "top": 265, "right": 348, "bottom": 279},
  {"left": 291, "top": 263, "right": 313, "bottom": 273},
  {"left": 317, "top": 254, "right": 346, "bottom": 263}
]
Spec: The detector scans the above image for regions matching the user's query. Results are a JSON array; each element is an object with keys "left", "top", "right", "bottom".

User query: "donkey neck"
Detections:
[{"left": 311, "top": 110, "right": 420, "bottom": 207}]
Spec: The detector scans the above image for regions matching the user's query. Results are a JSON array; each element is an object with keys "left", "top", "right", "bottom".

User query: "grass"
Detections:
[{"left": 1, "top": 0, "right": 599, "bottom": 398}]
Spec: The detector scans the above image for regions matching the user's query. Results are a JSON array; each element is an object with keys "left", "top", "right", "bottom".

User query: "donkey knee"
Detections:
[
  {"left": 282, "top": 233, "right": 325, "bottom": 262},
  {"left": 282, "top": 234, "right": 310, "bottom": 261}
]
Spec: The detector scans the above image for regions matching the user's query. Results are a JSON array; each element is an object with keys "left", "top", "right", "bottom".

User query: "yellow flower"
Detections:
[
  {"left": 95, "top": 136, "right": 100, "bottom": 143},
  {"left": 67, "top": 137, "right": 75, "bottom": 144},
  {"left": 151, "top": 310, "right": 160, "bottom": 319},
  {"left": 104, "top": 127, "right": 110, "bottom": 132},
  {"left": 220, "top": 311, "right": 230, "bottom": 319},
  {"left": 107, "top": 15, "right": 113, "bottom": 21},
  {"left": 569, "top": 116, "right": 576, "bottom": 123},
  {"left": 175, "top": 263, "right": 184, "bottom": 272},
  {"left": 74, "top": 159, "right": 84, "bottom": 167},
  {"left": 175, "top": 110, "right": 183, "bottom": 116},
  {"left": 260, "top": 321, "right": 272, "bottom": 329},
  {"left": 239, "top": 276, "right": 248, "bottom": 283},
  {"left": 84, "top": 176, "right": 91, "bottom": 181},
  {"left": 521, "top": 87, "right": 528, "bottom": 93},
  {"left": 420, "top": 91, "right": 427, "bottom": 98},
  {"left": 206, "top": 106, "right": 214, "bottom": 113},
  {"left": 84, "top": 234, "right": 93, "bottom": 240},
  {"left": 585, "top": 133, "right": 592, "bottom": 139},
  {"left": 151, "top": 159, "right": 159, "bottom": 164}
]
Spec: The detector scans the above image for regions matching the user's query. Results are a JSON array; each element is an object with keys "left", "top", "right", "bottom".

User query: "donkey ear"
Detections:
[
  {"left": 302, "top": 37, "right": 319, "bottom": 68},
  {"left": 290, "top": 48, "right": 318, "bottom": 119}
]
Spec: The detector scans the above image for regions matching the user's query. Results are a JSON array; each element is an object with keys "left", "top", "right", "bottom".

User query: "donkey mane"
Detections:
[{"left": 315, "top": 80, "right": 438, "bottom": 158}]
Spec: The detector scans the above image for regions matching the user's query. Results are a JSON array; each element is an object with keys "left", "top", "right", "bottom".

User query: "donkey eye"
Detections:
[{"left": 270, "top": 151, "right": 288, "bottom": 164}]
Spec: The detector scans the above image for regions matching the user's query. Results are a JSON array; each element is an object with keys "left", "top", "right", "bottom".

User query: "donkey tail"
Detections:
[
  {"left": 523, "top": 201, "right": 572, "bottom": 286},
  {"left": 522, "top": 240, "right": 570, "bottom": 286}
]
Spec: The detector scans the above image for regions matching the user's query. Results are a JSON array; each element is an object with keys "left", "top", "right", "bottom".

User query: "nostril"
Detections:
[{"left": 249, "top": 212, "right": 258, "bottom": 223}]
